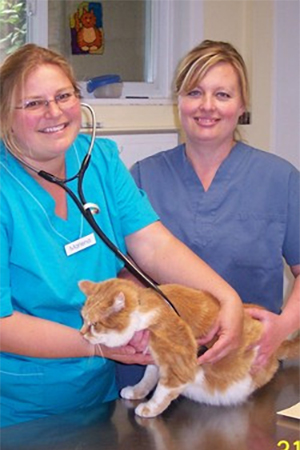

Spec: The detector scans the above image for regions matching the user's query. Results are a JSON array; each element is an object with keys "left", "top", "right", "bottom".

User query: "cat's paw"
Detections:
[
  {"left": 120, "top": 386, "right": 146, "bottom": 400},
  {"left": 135, "top": 401, "right": 159, "bottom": 418}
]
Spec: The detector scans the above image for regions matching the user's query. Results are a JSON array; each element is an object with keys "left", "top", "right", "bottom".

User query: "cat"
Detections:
[
  {"left": 75, "top": 9, "right": 103, "bottom": 53},
  {"left": 79, "top": 278, "right": 299, "bottom": 418}
]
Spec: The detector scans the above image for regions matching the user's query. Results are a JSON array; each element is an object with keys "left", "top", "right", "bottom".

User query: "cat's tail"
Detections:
[{"left": 276, "top": 335, "right": 300, "bottom": 360}]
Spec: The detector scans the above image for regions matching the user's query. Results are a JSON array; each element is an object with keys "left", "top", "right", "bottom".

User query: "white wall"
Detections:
[
  {"left": 272, "top": 0, "right": 300, "bottom": 299},
  {"left": 85, "top": 0, "right": 299, "bottom": 169},
  {"left": 202, "top": 0, "right": 274, "bottom": 152},
  {"left": 100, "top": 132, "right": 179, "bottom": 169},
  {"left": 272, "top": 0, "right": 300, "bottom": 169}
]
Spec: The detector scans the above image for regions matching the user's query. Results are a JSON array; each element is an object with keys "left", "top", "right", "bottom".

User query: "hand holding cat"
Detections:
[
  {"left": 128, "top": 330, "right": 151, "bottom": 354},
  {"left": 245, "top": 308, "right": 293, "bottom": 372},
  {"left": 247, "top": 271, "right": 300, "bottom": 372},
  {"left": 196, "top": 323, "right": 237, "bottom": 364},
  {"left": 196, "top": 306, "right": 243, "bottom": 365},
  {"left": 94, "top": 330, "right": 154, "bottom": 365}
]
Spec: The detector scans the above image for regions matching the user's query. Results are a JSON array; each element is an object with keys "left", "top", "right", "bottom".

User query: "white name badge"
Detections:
[{"left": 64, "top": 233, "right": 96, "bottom": 256}]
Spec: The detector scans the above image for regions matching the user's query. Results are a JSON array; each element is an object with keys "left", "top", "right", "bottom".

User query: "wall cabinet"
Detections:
[{"left": 98, "top": 132, "right": 179, "bottom": 169}]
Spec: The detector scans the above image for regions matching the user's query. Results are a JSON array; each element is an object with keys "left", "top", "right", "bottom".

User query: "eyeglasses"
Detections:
[{"left": 15, "top": 90, "right": 79, "bottom": 113}]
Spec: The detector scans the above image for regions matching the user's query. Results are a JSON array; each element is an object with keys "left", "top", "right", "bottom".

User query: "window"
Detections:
[
  {"left": 2, "top": 0, "right": 203, "bottom": 100},
  {"left": 0, "top": 0, "right": 27, "bottom": 61}
]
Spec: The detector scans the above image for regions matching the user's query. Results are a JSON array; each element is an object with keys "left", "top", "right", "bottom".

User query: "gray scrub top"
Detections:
[{"left": 131, "top": 141, "right": 300, "bottom": 313}]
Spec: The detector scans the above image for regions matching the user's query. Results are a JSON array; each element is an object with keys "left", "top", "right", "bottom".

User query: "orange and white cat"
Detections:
[
  {"left": 79, "top": 279, "right": 299, "bottom": 418},
  {"left": 75, "top": 9, "right": 103, "bottom": 53}
]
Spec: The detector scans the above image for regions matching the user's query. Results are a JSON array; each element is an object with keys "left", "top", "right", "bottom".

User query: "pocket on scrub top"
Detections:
[
  {"left": 0, "top": 356, "right": 46, "bottom": 415},
  {"left": 232, "top": 213, "right": 285, "bottom": 269}
]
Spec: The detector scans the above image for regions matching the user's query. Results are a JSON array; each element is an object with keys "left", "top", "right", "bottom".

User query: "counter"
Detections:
[{"left": 1, "top": 361, "right": 299, "bottom": 450}]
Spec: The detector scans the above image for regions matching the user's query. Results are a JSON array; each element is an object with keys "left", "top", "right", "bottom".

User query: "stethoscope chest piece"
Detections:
[{"left": 83, "top": 202, "right": 100, "bottom": 215}]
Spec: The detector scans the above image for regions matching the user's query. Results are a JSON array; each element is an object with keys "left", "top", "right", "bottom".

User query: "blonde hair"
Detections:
[
  {"left": 175, "top": 40, "right": 250, "bottom": 111},
  {"left": 0, "top": 43, "right": 80, "bottom": 155}
]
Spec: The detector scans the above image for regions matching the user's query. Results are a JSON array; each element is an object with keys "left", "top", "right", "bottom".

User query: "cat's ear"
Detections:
[
  {"left": 104, "top": 292, "right": 126, "bottom": 318},
  {"left": 112, "top": 292, "right": 126, "bottom": 313},
  {"left": 78, "top": 280, "right": 97, "bottom": 295}
]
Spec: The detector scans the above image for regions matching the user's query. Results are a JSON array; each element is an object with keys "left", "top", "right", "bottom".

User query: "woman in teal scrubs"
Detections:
[{"left": 0, "top": 44, "right": 244, "bottom": 427}]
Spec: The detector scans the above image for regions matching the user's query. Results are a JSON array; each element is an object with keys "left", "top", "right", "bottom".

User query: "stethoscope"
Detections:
[{"left": 11, "top": 103, "right": 180, "bottom": 316}]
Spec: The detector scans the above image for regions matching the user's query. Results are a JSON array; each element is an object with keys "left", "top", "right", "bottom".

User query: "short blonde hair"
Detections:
[
  {"left": 0, "top": 44, "right": 80, "bottom": 155},
  {"left": 175, "top": 40, "right": 250, "bottom": 111}
]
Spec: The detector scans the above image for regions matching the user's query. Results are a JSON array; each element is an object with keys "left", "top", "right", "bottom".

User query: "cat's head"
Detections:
[
  {"left": 81, "top": 10, "right": 97, "bottom": 27},
  {"left": 79, "top": 278, "right": 140, "bottom": 347}
]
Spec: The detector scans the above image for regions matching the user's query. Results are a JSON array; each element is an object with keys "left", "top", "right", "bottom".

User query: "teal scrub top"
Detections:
[{"left": 0, "top": 135, "right": 158, "bottom": 427}]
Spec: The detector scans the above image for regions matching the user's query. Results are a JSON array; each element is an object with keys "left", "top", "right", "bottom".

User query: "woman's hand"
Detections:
[
  {"left": 126, "top": 222, "right": 245, "bottom": 365},
  {"left": 247, "top": 268, "right": 300, "bottom": 371},
  {"left": 197, "top": 301, "right": 244, "bottom": 365},
  {"left": 245, "top": 308, "right": 289, "bottom": 371},
  {"left": 128, "top": 329, "right": 151, "bottom": 353},
  {"left": 94, "top": 330, "right": 154, "bottom": 365}
]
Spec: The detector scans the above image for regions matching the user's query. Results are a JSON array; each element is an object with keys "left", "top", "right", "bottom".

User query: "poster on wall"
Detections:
[{"left": 70, "top": 2, "right": 104, "bottom": 55}]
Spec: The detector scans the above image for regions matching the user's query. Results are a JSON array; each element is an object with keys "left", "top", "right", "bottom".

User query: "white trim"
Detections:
[
  {"left": 122, "top": 0, "right": 174, "bottom": 98},
  {"left": 26, "top": 0, "right": 48, "bottom": 47}
]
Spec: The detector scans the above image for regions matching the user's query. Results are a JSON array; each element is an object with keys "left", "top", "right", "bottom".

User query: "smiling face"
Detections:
[
  {"left": 12, "top": 64, "right": 81, "bottom": 167},
  {"left": 178, "top": 62, "right": 245, "bottom": 150}
]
